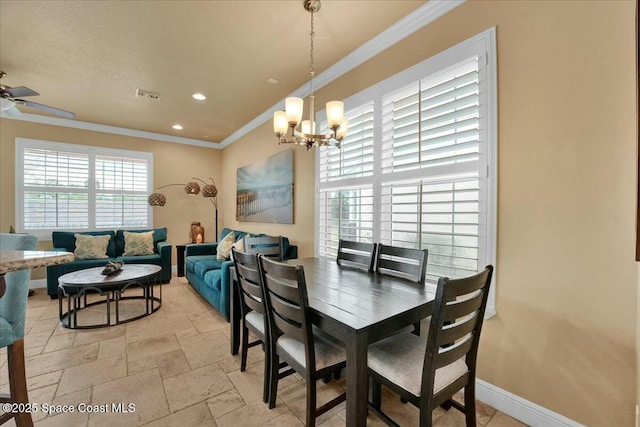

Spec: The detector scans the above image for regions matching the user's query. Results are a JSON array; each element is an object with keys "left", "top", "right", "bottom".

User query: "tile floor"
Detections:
[{"left": 0, "top": 276, "right": 526, "bottom": 426}]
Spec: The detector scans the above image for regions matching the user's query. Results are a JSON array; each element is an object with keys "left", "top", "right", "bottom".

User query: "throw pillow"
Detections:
[
  {"left": 217, "top": 231, "right": 236, "bottom": 261},
  {"left": 123, "top": 231, "right": 155, "bottom": 256},
  {"left": 229, "top": 236, "right": 246, "bottom": 261},
  {"left": 74, "top": 234, "right": 111, "bottom": 260}
]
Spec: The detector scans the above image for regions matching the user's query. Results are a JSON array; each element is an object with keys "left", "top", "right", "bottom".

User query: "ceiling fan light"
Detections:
[{"left": 0, "top": 98, "right": 15, "bottom": 111}]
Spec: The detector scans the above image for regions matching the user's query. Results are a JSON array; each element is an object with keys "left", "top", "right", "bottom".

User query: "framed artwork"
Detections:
[{"left": 236, "top": 149, "right": 294, "bottom": 224}]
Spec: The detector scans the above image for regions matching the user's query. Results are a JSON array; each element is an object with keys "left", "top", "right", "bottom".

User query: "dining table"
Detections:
[
  {"left": 0, "top": 250, "right": 75, "bottom": 297},
  {"left": 230, "top": 256, "right": 435, "bottom": 427}
]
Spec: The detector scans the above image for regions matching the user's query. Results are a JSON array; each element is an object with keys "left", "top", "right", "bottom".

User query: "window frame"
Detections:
[
  {"left": 15, "top": 138, "right": 154, "bottom": 240},
  {"left": 315, "top": 28, "right": 497, "bottom": 316}
]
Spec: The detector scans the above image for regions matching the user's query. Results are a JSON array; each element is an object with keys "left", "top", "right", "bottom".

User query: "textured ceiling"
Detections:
[{"left": 0, "top": 0, "right": 426, "bottom": 145}]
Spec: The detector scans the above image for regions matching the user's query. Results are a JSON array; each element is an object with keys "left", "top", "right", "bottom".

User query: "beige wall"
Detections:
[
  {"left": 0, "top": 119, "right": 222, "bottom": 278},
  {"left": 220, "top": 1, "right": 637, "bottom": 425}
]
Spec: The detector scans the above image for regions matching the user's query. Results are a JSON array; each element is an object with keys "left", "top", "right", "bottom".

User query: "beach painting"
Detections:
[{"left": 236, "top": 149, "right": 294, "bottom": 224}]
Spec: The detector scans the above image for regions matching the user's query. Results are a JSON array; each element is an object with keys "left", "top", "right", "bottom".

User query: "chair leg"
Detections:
[
  {"left": 268, "top": 352, "right": 279, "bottom": 409},
  {"left": 371, "top": 379, "right": 382, "bottom": 410},
  {"left": 464, "top": 383, "right": 477, "bottom": 427},
  {"left": 262, "top": 340, "right": 270, "bottom": 404},
  {"left": 8, "top": 340, "right": 34, "bottom": 427},
  {"left": 240, "top": 325, "right": 249, "bottom": 372},
  {"left": 306, "top": 377, "right": 316, "bottom": 427}
]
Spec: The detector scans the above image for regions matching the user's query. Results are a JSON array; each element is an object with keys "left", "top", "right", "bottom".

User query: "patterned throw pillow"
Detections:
[
  {"left": 123, "top": 231, "right": 155, "bottom": 256},
  {"left": 74, "top": 234, "right": 111, "bottom": 260},
  {"left": 217, "top": 231, "right": 236, "bottom": 261},
  {"left": 229, "top": 236, "right": 247, "bottom": 261}
]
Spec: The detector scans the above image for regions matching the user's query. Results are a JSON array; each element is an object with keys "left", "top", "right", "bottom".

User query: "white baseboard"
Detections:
[
  {"left": 29, "top": 279, "right": 47, "bottom": 289},
  {"left": 477, "top": 379, "right": 584, "bottom": 427}
]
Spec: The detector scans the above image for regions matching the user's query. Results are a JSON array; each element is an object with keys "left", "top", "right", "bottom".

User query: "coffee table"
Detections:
[{"left": 58, "top": 264, "right": 162, "bottom": 329}]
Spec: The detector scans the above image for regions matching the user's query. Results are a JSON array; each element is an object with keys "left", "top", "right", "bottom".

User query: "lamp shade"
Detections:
[
  {"left": 202, "top": 183, "right": 217, "bottom": 198},
  {"left": 273, "top": 111, "right": 288, "bottom": 136},
  {"left": 285, "top": 97, "right": 304, "bottom": 125},
  {"left": 336, "top": 117, "right": 349, "bottom": 139},
  {"left": 148, "top": 193, "right": 167, "bottom": 207},
  {"left": 185, "top": 182, "right": 200, "bottom": 195},
  {"left": 326, "top": 101, "right": 344, "bottom": 128}
]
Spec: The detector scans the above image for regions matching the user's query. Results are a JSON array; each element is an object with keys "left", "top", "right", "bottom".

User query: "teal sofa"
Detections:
[
  {"left": 185, "top": 227, "right": 297, "bottom": 320},
  {"left": 46, "top": 228, "right": 172, "bottom": 298}
]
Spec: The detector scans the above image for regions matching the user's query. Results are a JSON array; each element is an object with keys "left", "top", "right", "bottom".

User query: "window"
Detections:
[
  {"left": 316, "top": 29, "right": 497, "bottom": 313},
  {"left": 16, "top": 138, "right": 153, "bottom": 239}
]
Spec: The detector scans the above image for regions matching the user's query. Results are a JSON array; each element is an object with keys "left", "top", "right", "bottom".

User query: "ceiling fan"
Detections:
[{"left": 0, "top": 71, "right": 75, "bottom": 119}]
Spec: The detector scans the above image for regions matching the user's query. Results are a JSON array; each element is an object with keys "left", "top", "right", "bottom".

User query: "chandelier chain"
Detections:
[{"left": 309, "top": 7, "right": 315, "bottom": 92}]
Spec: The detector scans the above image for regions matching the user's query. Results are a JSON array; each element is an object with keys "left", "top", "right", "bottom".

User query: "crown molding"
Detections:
[
  {"left": 0, "top": 111, "right": 222, "bottom": 149},
  {"left": 219, "top": 0, "right": 466, "bottom": 148}
]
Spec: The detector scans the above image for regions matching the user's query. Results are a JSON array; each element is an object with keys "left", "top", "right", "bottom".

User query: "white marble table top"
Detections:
[{"left": 0, "top": 250, "right": 75, "bottom": 275}]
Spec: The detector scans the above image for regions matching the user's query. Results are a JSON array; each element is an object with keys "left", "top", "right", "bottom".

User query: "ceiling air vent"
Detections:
[{"left": 135, "top": 88, "right": 162, "bottom": 101}]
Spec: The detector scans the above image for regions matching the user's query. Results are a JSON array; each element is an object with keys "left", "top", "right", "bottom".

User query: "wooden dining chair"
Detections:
[
  {"left": 366, "top": 265, "right": 494, "bottom": 427},
  {"left": 258, "top": 255, "right": 346, "bottom": 427},
  {"left": 231, "top": 248, "right": 270, "bottom": 403},
  {"left": 0, "top": 233, "right": 38, "bottom": 427},
  {"left": 243, "top": 236, "right": 284, "bottom": 260},
  {"left": 336, "top": 239, "right": 377, "bottom": 272},
  {"left": 376, "top": 244, "right": 428, "bottom": 283}
]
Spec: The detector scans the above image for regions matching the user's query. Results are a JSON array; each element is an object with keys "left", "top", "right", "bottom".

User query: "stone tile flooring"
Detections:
[{"left": 0, "top": 277, "right": 526, "bottom": 426}]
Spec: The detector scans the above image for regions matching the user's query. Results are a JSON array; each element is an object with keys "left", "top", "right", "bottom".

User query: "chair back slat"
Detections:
[
  {"left": 422, "top": 265, "right": 493, "bottom": 399},
  {"left": 232, "top": 249, "right": 265, "bottom": 319},
  {"left": 437, "top": 313, "right": 477, "bottom": 346},
  {"left": 434, "top": 336, "right": 473, "bottom": 370},
  {"left": 244, "top": 236, "right": 284, "bottom": 260},
  {"left": 337, "top": 240, "right": 377, "bottom": 272},
  {"left": 259, "top": 255, "right": 316, "bottom": 370},
  {"left": 442, "top": 292, "right": 484, "bottom": 323},
  {"left": 376, "top": 244, "right": 428, "bottom": 283}
]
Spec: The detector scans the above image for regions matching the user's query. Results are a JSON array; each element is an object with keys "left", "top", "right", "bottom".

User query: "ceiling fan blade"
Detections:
[
  {"left": 5, "top": 106, "right": 23, "bottom": 118},
  {"left": 19, "top": 99, "right": 75, "bottom": 119},
  {"left": 4, "top": 86, "right": 39, "bottom": 98}
]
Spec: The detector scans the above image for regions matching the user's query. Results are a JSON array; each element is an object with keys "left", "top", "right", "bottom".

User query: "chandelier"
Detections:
[{"left": 273, "top": 0, "right": 348, "bottom": 150}]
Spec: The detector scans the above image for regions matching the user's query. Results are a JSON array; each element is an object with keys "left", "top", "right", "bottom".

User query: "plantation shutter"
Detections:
[{"left": 22, "top": 148, "right": 89, "bottom": 229}]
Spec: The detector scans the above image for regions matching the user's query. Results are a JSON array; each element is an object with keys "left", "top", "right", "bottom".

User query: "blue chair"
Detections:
[{"left": 0, "top": 233, "right": 38, "bottom": 427}]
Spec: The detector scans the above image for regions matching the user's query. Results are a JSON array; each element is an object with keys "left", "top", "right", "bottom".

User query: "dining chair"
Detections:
[
  {"left": 0, "top": 233, "right": 38, "bottom": 427},
  {"left": 366, "top": 265, "right": 494, "bottom": 427},
  {"left": 258, "top": 255, "right": 346, "bottom": 427},
  {"left": 231, "top": 248, "right": 270, "bottom": 403},
  {"left": 375, "top": 243, "right": 428, "bottom": 283},
  {"left": 243, "top": 235, "right": 284, "bottom": 260},
  {"left": 336, "top": 239, "right": 377, "bottom": 272}
]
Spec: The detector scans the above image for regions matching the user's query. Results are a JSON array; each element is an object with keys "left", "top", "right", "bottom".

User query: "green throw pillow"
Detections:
[
  {"left": 217, "top": 231, "right": 236, "bottom": 261},
  {"left": 123, "top": 231, "right": 155, "bottom": 256},
  {"left": 74, "top": 234, "right": 111, "bottom": 260}
]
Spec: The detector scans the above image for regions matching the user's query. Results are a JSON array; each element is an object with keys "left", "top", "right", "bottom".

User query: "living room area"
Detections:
[{"left": 0, "top": 1, "right": 637, "bottom": 427}]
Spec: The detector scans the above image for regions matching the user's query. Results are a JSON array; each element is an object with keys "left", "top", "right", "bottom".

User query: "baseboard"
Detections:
[
  {"left": 29, "top": 279, "right": 47, "bottom": 289},
  {"left": 476, "top": 379, "right": 583, "bottom": 427}
]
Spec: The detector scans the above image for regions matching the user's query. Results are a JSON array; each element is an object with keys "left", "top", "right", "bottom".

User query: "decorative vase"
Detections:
[{"left": 190, "top": 222, "right": 205, "bottom": 243}]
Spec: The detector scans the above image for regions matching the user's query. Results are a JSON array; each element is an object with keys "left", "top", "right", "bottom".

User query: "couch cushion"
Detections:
[
  {"left": 52, "top": 231, "right": 116, "bottom": 258},
  {"left": 61, "top": 258, "right": 115, "bottom": 273},
  {"left": 73, "top": 234, "right": 111, "bottom": 260},
  {"left": 203, "top": 269, "right": 223, "bottom": 291},
  {"left": 186, "top": 255, "right": 219, "bottom": 273},
  {"left": 115, "top": 228, "right": 167, "bottom": 256},
  {"left": 194, "top": 258, "right": 225, "bottom": 277},
  {"left": 122, "top": 231, "right": 155, "bottom": 256}
]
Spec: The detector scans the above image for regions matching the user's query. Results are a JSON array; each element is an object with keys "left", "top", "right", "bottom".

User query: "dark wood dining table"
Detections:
[{"left": 230, "top": 257, "right": 435, "bottom": 427}]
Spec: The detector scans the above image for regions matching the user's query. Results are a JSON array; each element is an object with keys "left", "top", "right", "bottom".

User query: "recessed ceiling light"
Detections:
[
  {"left": 172, "top": 124, "right": 183, "bottom": 130},
  {"left": 267, "top": 78, "right": 279, "bottom": 85},
  {"left": 192, "top": 93, "right": 206, "bottom": 101}
]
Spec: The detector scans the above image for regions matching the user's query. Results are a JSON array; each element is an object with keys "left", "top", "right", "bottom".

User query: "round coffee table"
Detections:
[{"left": 58, "top": 264, "right": 162, "bottom": 329}]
